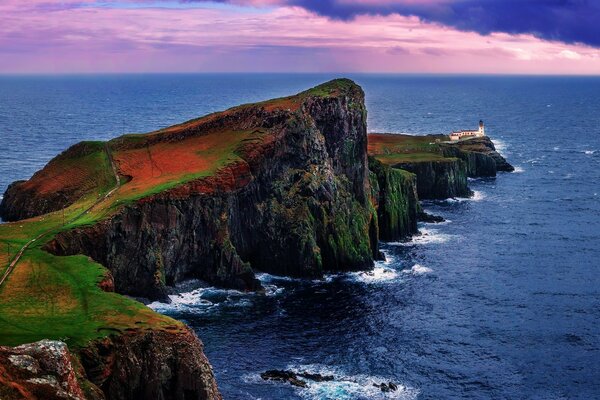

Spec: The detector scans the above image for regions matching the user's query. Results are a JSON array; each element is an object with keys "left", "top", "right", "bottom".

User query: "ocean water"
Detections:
[{"left": 1, "top": 74, "right": 600, "bottom": 399}]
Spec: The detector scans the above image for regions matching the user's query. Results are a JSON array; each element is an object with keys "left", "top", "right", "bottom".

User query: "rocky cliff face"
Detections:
[
  {"left": 369, "top": 157, "right": 420, "bottom": 241},
  {"left": 80, "top": 328, "right": 221, "bottom": 400},
  {"left": 0, "top": 330, "right": 220, "bottom": 400},
  {"left": 441, "top": 146, "right": 497, "bottom": 177},
  {"left": 39, "top": 79, "right": 377, "bottom": 301},
  {"left": 443, "top": 136, "right": 514, "bottom": 174},
  {"left": 394, "top": 158, "right": 472, "bottom": 200}
]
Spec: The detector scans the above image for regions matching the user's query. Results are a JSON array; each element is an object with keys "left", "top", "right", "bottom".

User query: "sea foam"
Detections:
[
  {"left": 390, "top": 227, "right": 455, "bottom": 246},
  {"left": 349, "top": 266, "right": 399, "bottom": 284},
  {"left": 402, "top": 264, "right": 433, "bottom": 275},
  {"left": 253, "top": 364, "right": 420, "bottom": 400}
]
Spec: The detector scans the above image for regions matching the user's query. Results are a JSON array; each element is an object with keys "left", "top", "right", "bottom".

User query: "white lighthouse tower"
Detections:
[{"left": 477, "top": 120, "right": 485, "bottom": 137}]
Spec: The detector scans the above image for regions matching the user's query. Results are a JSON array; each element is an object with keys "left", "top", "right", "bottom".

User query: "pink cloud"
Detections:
[{"left": 0, "top": 1, "right": 599, "bottom": 73}]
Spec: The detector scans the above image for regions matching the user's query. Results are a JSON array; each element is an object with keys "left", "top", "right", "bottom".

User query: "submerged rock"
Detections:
[
  {"left": 418, "top": 211, "right": 445, "bottom": 223},
  {"left": 373, "top": 381, "right": 399, "bottom": 392},
  {"left": 260, "top": 369, "right": 335, "bottom": 388},
  {"left": 260, "top": 370, "right": 308, "bottom": 388}
]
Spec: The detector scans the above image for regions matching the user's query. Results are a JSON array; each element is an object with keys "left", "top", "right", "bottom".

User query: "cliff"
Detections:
[
  {"left": 369, "top": 157, "right": 420, "bottom": 241},
  {"left": 368, "top": 133, "right": 513, "bottom": 200},
  {"left": 394, "top": 158, "right": 471, "bottom": 199},
  {"left": 5, "top": 79, "right": 377, "bottom": 301},
  {"left": 442, "top": 135, "right": 514, "bottom": 173},
  {"left": 80, "top": 328, "right": 220, "bottom": 400}
]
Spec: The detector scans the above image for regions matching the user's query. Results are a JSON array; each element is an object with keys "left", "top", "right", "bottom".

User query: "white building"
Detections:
[{"left": 449, "top": 120, "right": 485, "bottom": 141}]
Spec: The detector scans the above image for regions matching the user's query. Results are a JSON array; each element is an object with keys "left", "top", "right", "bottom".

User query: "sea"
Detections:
[{"left": 1, "top": 74, "right": 599, "bottom": 399}]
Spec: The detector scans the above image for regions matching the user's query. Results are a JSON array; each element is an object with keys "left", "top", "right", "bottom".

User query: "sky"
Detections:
[{"left": 1, "top": 0, "right": 600, "bottom": 74}]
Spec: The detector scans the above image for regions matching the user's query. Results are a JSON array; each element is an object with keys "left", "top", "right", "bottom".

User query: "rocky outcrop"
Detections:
[
  {"left": 443, "top": 136, "right": 514, "bottom": 174},
  {"left": 0, "top": 340, "right": 102, "bottom": 400},
  {"left": 369, "top": 157, "right": 420, "bottom": 241},
  {"left": 394, "top": 158, "right": 472, "bottom": 200},
  {"left": 42, "top": 79, "right": 378, "bottom": 300},
  {"left": 0, "top": 329, "right": 221, "bottom": 400},
  {"left": 80, "top": 328, "right": 221, "bottom": 400},
  {"left": 441, "top": 145, "right": 497, "bottom": 177}
]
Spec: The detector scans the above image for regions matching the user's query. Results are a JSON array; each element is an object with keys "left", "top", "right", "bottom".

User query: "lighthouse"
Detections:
[{"left": 478, "top": 120, "right": 485, "bottom": 137}]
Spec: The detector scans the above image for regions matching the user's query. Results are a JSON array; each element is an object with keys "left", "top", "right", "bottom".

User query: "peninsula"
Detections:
[{"left": 0, "top": 79, "right": 511, "bottom": 399}]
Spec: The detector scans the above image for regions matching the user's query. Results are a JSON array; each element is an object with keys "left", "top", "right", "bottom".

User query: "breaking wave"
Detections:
[
  {"left": 390, "top": 227, "right": 455, "bottom": 246},
  {"left": 491, "top": 138, "right": 508, "bottom": 155},
  {"left": 402, "top": 264, "right": 433, "bottom": 275},
  {"left": 246, "top": 364, "right": 419, "bottom": 400},
  {"left": 349, "top": 266, "right": 399, "bottom": 284}
]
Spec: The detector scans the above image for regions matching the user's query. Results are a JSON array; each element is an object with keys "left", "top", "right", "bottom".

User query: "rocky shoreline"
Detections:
[{"left": 0, "top": 79, "right": 512, "bottom": 399}]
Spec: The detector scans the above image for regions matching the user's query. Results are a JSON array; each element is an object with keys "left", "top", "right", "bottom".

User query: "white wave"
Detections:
[
  {"left": 349, "top": 266, "right": 399, "bottom": 284},
  {"left": 583, "top": 150, "right": 596, "bottom": 155},
  {"left": 444, "top": 190, "right": 485, "bottom": 203},
  {"left": 471, "top": 190, "right": 485, "bottom": 201},
  {"left": 491, "top": 138, "right": 507, "bottom": 155},
  {"left": 256, "top": 272, "right": 295, "bottom": 283},
  {"left": 402, "top": 264, "right": 433, "bottom": 275},
  {"left": 271, "top": 364, "right": 421, "bottom": 400},
  {"left": 390, "top": 227, "right": 455, "bottom": 246},
  {"left": 148, "top": 287, "right": 219, "bottom": 314},
  {"left": 513, "top": 166, "right": 524, "bottom": 173},
  {"left": 148, "top": 278, "right": 284, "bottom": 314},
  {"left": 553, "top": 146, "right": 560, "bottom": 151}
]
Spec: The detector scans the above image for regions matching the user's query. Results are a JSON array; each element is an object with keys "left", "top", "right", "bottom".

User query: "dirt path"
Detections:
[{"left": 0, "top": 144, "right": 121, "bottom": 289}]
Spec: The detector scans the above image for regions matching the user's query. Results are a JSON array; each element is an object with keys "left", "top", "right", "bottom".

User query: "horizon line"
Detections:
[{"left": 1, "top": 71, "right": 600, "bottom": 77}]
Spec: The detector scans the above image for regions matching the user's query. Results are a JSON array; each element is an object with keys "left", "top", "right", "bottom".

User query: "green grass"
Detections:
[
  {"left": 0, "top": 247, "right": 180, "bottom": 348},
  {"left": 368, "top": 133, "right": 457, "bottom": 166}
]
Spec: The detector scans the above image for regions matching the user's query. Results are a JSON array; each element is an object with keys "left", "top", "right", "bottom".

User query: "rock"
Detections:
[
  {"left": 0, "top": 339, "right": 98, "bottom": 400},
  {"left": 395, "top": 158, "right": 472, "bottom": 200},
  {"left": 373, "top": 381, "right": 399, "bottom": 393},
  {"left": 297, "top": 372, "right": 335, "bottom": 382},
  {"left": 80, "top": 327, "right": 221, "bottom": 400},
  {"left": 260, "top": 370, "right": 308, "bottom": 388},
  {"left": 369, "top": 157, "right": 420, "bottom": 241},
  {"left": 418, "top": 211, "right": 445, "bottom": 223},
  {"left": 444, "top": 136, "right": 514, "bottom": 173},
  {"left": 260, "top": 369, "right": 335, "bottom": 387}
]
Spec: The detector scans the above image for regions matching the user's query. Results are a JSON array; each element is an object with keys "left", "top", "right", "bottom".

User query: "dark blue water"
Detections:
[{"left": 1, "top": 74, "right": 600, "bottom": 399}]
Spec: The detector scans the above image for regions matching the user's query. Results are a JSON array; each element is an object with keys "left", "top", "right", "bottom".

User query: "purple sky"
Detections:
[{"left": 1, "top": 0, "right": 599, "bottom": 74}]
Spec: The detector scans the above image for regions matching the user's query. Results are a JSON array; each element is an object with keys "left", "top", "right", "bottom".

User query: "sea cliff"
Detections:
[{"left": 0, "top": 79, "right": 512, "bottom": 399}]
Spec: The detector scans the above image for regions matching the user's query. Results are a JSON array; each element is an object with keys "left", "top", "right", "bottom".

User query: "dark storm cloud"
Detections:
[{"left": 207, "top": 0, "right": 600, "bottom": 47}]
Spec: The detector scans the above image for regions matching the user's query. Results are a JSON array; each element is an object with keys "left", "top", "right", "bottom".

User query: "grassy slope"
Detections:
[{"left": 368, "top": 133, "right": 458, "bottom": 165}]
